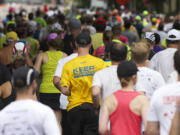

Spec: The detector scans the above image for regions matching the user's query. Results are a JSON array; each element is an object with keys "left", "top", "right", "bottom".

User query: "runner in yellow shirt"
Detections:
[{"left": 60, "top": 33, "right": 104, "bottom": 135}]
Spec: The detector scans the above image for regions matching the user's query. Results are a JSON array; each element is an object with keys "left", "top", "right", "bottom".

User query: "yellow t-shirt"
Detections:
[
  {"left": 104, "top": 59, "right": 112, "bottom": 67},
  {"left": 61, "top": 54, "right": 104, "bottom": 111},
  {"left": 91, "top": 33, "right": 103, "bottom": 50}
]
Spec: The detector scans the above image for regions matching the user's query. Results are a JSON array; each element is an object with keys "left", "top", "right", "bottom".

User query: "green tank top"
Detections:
[{"left": 40, "top": 51, "right": 63, "bottom": 93}]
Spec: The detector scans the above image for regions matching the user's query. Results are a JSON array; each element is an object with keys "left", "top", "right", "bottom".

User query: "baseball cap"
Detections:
[
  {"left": 143, "top": 10, "right": 149, "bottom": 16},
  {"left": 167, "top": 29, "right": 180, "bottom": 41},
  {"left": 120, "top": 35, "right": 129, "bottom": 44},
  {"left": 76, "top": 33, "right": 91, "bottom": 46},
  {"left": 143, "top": 32, "right": 155, "bottom": 43},
  {"left": 51, "top": 23, "right": 63, "bottom": 32},
  {"left": 117, "top": 61, "right": 138, "bottom": 77},
  {"left": 152, "top": 17, "right": 157, "bottom": 23},
  {"left": 6, "top": 32, "right": 18, "bottom": 41},
  {"left": 135, "top": 16, "right": 141, "bottom": 21},
  {"left": 95, "top": 17, "right": 106, "bottom": 25},
  {"left": 69, "top": 18, "right": 81, "bottom": 30},
  {"left": 12, "top": 66, "right": 39, "bottom": 88},
  {"left": 13, "top": 42, "right": 27, "bottom": 55},
  {"left": 95, "top": 46, "right": 105, "bottom": 57}
]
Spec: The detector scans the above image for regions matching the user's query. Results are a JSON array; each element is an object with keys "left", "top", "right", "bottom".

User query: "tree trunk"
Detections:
[
  {"left": 169, "top": 0, "right": 172, "bottom": 13},
  {"left": 176, "top": 0, "right": 180, "bottom": 14}
]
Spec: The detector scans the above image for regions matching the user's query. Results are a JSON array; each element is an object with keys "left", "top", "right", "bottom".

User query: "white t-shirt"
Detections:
[
  {"left": 167, "top": 71, "right": 178, "bottom": 84},
  {"left": 92, "top": 65, "right": 121, "bottom": 101},
  {"left": 148, "top": 48, "right": 177, "bottom": 82},
  {"left": 147, "top": 82, "right": 180, "bottom": 135},
  {"left": 92, "top": 65, "right": 146, "bottom": 102},
  {"left": 137, "top": 67, "right": 165, "bottom": 100},
  {"left": 0, "top": 100, "right": 61, "bottom": 135},
  {"left": 54, "top": 53, "right": 78, "bottom": 110}
]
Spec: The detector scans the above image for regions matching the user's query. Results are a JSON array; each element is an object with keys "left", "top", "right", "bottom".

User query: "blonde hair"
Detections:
[{"left": 131, "top": 41, "right": 150, "bottom": 64}]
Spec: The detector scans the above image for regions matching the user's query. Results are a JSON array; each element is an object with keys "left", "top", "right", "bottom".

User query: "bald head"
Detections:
[{"left": 110, "top": 42, "right": 127, "bottom": 62}]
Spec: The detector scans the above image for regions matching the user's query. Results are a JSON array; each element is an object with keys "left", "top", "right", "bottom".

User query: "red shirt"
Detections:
[{"left": 110, "top": 90, "right": 141, "bottom": 135}]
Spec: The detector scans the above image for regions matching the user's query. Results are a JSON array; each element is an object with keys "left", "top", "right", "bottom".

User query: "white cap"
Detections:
[
  {"left": 46, "top": 10, "right": 54, "bottom": 17},
  {"left": 52, "top": 23, "right": 63, "bottom": 31},
  {"left": 13, "top": 42, "right": 27, "bottom": 55},
  {"left": 167, "top": 29, "right": 180, "bottom": 41},
  {"left": 144, "top": 32, "right": 155, "bottom": 42}
]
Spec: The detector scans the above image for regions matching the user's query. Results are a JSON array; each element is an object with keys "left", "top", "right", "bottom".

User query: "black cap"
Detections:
[
  {"left": 76, "top": 33, "right": 91, "bottom": 46},
  {"left": 117, "top": 61, "right": 138, "bottom": 77},
  {"left": 12, "top": 66, "right": 39, "bottom": 88}
]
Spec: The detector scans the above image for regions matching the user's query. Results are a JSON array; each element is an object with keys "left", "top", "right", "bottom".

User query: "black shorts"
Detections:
[
  {"left": 39, "top": 93, "right": 60, "bottom": 110},
  {"left": 68, "top": 103, "right": 98, "bottom": 135}
]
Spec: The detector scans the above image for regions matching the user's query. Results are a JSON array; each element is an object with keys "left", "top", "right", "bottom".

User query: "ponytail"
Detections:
[{"left": 119, "top": 77, "right": 131, "bottom": 87}]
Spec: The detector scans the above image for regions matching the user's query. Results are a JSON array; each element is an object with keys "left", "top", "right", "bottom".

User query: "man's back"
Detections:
[
  {"left": 148, "top": 82, "right": 180, "bottom": 135},
  {"left": 122, "top": 30, "right": 139, "bottom": 46},
  {"left": 0, "top": 45, "right": 14, "bottom": 66},
  {"left": 92, "top": 65, "right": 121, "bottom": 102},
  {"left": 61, "top": 54, "right": 104, "bottom": 111},
  {"left": 0, "top": 99, "right": 60, "bottom": 135},
  {"left": 149, "top": 48, "right": 177, "bottom": 82},
  {"left": 137, "top": 67, "right": 165, "bottom": 99}
]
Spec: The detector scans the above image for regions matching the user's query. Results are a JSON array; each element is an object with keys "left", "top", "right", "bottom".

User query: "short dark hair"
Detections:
[
  {"left": 154, "top": 33, "right": 160, "bottom": 44},
  {"left": 95, "top": 24, "right": 106, "bottom": 32},
  {"left": 174, "top": 49, "right": 180, "bottom": 74},
  {"left": 173, "top": 20, "right": 180, "bottom": 31},
  {"left": 166, "top": 39, "right": 180, "bottom": 45},
  {"left": 112, "top": 24, "right": 121, "bottom": 37},
  {"left": 76, "top": 33, "right": 91, "bottom": 48},
  {"left": 28, "top": 13, "right": 34, "bottom": 20},
  {"left": 110, "top": 42, "right": 127, "bottom": 62},
  {"left": 103, "top": 30, "right": 113, "bottom": 43},
  {"left": 158, "top": 22, "right": 164, "bottom": 31},
  {"left": 124, "top": 20, "right": 131, "bottom": 29}
]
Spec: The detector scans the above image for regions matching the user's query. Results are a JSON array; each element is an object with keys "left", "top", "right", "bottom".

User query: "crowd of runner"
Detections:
[{"left": 0, "top": 5, "right": 180, "bottom": 135}]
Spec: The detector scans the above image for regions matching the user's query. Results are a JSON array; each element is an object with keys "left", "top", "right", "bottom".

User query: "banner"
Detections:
[{"left": 116, "top": 0, "right": 130, "bottom": 5}]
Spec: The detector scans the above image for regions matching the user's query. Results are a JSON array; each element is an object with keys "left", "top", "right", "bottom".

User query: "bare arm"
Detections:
[
  {"left": 146, "top": 122, "right": 159, "bottom": 135},
  {"left": 0, "top": 81, "right": 12, "bottom": 98},
  {"left": 92, "top": 86, "right": 101, "bottom": 109},
  {"left": 169, "top": 103, "right": 180, "bottom": 135},
  {"left": 34, "top": 53, "right": 43, "bottom": 73},
  {"left": 53, "top": 76, "right": 61, "bottom": 91},
  {"left": 24, "top": 53, "right": 33, "bottom": 67},
  {"left": 53, "top": 75, "right": 70, "bottom": 96},
  {"left": 60, "top": 86, "right": 70, "bottom": 96},
  {"left": 140, "top": 96, "right": 149, "bottom": 129},
  {"left": 99, "top": 95, "right": 117, "bottom": 135}
]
